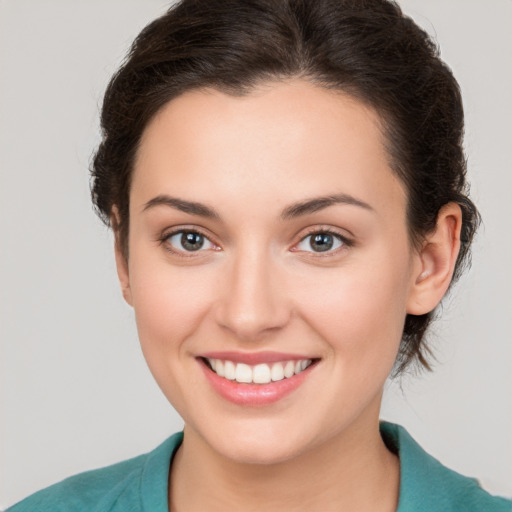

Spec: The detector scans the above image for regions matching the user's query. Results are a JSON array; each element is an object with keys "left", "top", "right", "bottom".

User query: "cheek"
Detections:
[
  {"left": 128, "top": 254, "right": 216, "bottom": 362},
  {"left": 294, "top": 254, "right": 411, "bottom": 376}
]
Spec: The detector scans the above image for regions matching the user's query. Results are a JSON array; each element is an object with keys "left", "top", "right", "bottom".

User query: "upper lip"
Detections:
[{"left": 198, "top": 351, "right": 318, "bottom": 365}]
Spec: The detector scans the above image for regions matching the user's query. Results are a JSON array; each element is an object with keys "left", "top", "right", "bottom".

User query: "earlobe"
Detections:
[
  {"left": 114, "top": 240, "right": 133, "bottom": 306},
  {"left": 407, "top": 203, "right": 462, "bottom": 315},
  {"left": 111, "top": 208, "right": 133, "bottom": 307}
]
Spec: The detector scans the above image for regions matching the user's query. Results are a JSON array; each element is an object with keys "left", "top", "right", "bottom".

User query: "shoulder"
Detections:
[
  {"left": 380, "top": 422, "right": 512, "bottom": 512},
  {"left": 6, "top": 432, "right": 183, "bottom": 512},
  {"left": 7, "top": 454, "right": 146, "bottom": 512}
]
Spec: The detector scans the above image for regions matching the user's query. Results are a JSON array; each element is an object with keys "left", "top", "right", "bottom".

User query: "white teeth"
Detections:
[
  {"left": 253, "top": 364, "right": 272, "bottom": 384},
  {"left": 215, "top": 359, "right": 225, "bottom": 377},
  {"left": 224, "top": 360, "right": 236, "bottom": 380},
  {"left": 235, "top": 363, "right": 253, "bottom": 383},
  {"left": 284, "top": 360, "right": 295, "bottom": 378},
  {"left": 271, "top": 363, "right": 285, "bottom": 381},
  {"left": 206, "top": 358, "right": 313, "bottom": 384}
]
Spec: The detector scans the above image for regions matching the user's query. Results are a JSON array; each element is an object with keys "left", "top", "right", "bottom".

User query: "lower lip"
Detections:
[{"left": 199, "top": 360, "right": 315, "bottom": 406}]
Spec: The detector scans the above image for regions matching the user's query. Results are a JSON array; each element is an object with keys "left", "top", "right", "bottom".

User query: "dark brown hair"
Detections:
[{"left": 91, "top": 0, "right": 479, "bottom": 375}]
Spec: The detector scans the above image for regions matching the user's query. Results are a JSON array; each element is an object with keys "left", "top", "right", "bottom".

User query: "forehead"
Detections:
[{"left": 132, "top": 79, "right": 406, "bottom": 218}]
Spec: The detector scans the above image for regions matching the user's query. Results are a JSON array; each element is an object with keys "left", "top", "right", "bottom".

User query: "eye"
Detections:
[
  {"left": 295, "top": 231, "right": 347, "bottom": 253},
  {"left": 164, "top": 230, "right": 216, "bottom": 253}
]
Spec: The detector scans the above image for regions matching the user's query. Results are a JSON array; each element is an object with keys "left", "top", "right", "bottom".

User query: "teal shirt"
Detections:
[{"left": 7, "top": 422, "right": 511, "bottom": 512}]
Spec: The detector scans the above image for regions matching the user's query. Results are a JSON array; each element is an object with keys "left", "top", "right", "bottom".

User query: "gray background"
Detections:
[{"left": 1, "top": 0, "right": 511, "bottom": 508}]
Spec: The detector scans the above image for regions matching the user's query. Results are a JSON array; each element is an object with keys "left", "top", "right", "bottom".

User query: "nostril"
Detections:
[{"left": 213, "top": 264, "right": 291, "bottom": 340}]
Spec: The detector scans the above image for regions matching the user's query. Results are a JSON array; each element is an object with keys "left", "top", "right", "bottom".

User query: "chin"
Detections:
[
  {"left": 194, "top": 417, "right": 320, "bottom": 466},
  {"left": 215, "top": 436, "right": 306, "bottom": 466}
]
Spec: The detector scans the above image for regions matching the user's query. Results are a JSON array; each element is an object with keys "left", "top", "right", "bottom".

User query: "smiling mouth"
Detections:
[{"left": 201, "top": 357, "right": 317, "bottom": 385}]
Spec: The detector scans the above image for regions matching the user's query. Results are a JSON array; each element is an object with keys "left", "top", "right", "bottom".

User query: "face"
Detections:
[{"left": 119, "top": 80, "right": 421, "bottom": 465}]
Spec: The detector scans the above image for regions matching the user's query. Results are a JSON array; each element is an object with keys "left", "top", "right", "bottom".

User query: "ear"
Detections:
[
  {"left": 111, "top": 207, "right": 133, "bottom": 307},
  {"left": 407, "top": 203, "right": 462, "bottom": 315}
]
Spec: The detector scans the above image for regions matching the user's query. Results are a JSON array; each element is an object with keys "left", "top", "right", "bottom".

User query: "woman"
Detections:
[{"left": 5, "top": 0, "right": 511, "bottom": 511}]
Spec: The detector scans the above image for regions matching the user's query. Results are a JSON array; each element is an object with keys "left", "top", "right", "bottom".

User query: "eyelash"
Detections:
[
  {"left": 158, "top": 226, "right": 354, "bottom": 257},
  {"left": 158, "top": 227, "right": 218, "bottom": 257},
  {"left": 295, "top": 227, "right": 354, "bottom": 256}
]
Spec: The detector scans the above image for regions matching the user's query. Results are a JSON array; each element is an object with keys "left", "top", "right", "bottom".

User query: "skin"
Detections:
[{"left": 114, "top": 79, "right": 462, "bottom": 512}]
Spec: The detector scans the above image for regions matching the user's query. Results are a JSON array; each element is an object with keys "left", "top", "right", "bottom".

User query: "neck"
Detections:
[{"left": 169, "top": 412, "right": 399, "bottom": 512}]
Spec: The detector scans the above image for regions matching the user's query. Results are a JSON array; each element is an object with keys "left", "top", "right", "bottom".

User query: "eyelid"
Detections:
[
  {"left": 157, "top": 224, "right": 354, "bottom": 257},
  {"left": 158, "top": 226, "right": 220, "bottom": 256},
  {"left": 291, "top": 226, "right": 354, "bottom": 255}
]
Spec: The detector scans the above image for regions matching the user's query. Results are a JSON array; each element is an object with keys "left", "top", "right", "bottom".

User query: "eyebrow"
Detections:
[
  {"left": 143, "top": 195, "right": 221, "bottom": 219},
  {"left": 142, "top": 193, "right": 374, "bottom": 220},
  {"left": 280, "top": 193, "right": 374, "bottom": 220}
]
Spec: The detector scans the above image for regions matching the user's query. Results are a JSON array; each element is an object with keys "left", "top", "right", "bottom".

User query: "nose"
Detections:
[{"left": 214, "top": 246, "right": 291, "bottom": 342}]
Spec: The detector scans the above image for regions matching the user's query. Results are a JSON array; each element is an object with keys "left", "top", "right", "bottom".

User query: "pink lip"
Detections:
[
  {"left": 198, "top": 357, "right": 317, "bottom": 406},
  {"left": 199, "top": 351, "right": 313, "bottom": 365}
]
